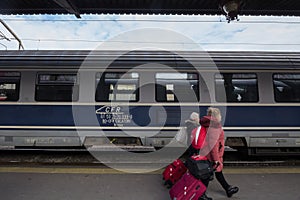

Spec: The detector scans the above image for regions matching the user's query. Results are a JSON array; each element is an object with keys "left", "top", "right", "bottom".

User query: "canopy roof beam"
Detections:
[{"left": 53, "top": 0, "right": 81, "bottom": 18}]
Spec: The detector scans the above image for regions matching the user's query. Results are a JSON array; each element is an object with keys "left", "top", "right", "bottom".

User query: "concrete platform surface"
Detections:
[{"left": 0, "top": 166, "right": 299, "bottom": 200}]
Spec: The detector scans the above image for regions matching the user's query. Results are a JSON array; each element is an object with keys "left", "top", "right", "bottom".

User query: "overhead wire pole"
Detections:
[{"left": 0, "top": 19, "right": 24, "bottom": 50}]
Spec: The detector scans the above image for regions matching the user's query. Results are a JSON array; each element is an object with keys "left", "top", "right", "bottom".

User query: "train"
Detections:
[{"left": 0, "top": 50, "right": 299, "bottom": 155}]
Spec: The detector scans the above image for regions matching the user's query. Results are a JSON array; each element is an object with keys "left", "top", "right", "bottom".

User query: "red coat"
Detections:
[{"left": 199, "top": 116, "right": 225, "bottom": 172}]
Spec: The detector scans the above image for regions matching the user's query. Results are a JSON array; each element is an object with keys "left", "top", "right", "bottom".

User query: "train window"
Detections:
[
  {"left": 215, "top": 73, "right": 259, "bottom": 102},
  {"left": 155, "top": 72, "right": 199, "bottom": 102},
  {"left": 273, "top": 74, "right": 300, "bottom": 102},
  {"left": 95, "top": 72, "right": 139, "bottom": 102},
  {"left": 35, "top": 74, "right": 79, "bottom": 102},
  {"left": 0, "top": 72, "right": 20, "bottom": 101}
]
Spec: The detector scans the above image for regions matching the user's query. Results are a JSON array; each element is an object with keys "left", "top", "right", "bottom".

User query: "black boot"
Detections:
[
  {"left": 199, "top": 193, "right": 213, "bottom": 200},
  {"left": 226, "top": 185, "right": 239, "bottom": 198}
]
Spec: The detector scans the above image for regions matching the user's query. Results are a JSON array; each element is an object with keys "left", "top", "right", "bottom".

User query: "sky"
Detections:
[{"left": 1, "top": 14, "right": 300, "bottom": 51}]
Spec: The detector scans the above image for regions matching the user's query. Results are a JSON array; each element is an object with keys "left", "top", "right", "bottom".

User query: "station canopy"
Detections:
[{"left": 0, "top": 0, "right": 300, "bottom": 19}]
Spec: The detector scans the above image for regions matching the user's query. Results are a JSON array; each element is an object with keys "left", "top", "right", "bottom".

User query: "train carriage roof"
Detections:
[
  {"left": 0, "top": 0, "right": 300, "bottom": 18},
  {"left": 0, "top": 50, "right": 299, "bottom": 70}
]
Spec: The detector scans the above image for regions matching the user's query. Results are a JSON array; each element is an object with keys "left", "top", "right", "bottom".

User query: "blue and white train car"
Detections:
[{"left": 0, "top": 50, "right": 299, "bottom": 155}]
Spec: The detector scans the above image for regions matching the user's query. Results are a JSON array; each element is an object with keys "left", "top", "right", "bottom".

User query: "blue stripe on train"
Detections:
[{"left": 0, "top": 105, "right": 299, "bottom": 127}]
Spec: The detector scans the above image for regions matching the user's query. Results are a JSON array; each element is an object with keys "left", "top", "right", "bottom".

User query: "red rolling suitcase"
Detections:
[
  {"left": 163, "top": 159, "right": 187, "bottom": 187},
  {"left": 169, "top": 172, "right": 207, "bottom": 200}
]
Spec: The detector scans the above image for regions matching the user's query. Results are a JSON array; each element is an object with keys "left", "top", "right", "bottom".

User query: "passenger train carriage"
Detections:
[{"left": 0, "top": 50, "right": 299, "bottom": 155}]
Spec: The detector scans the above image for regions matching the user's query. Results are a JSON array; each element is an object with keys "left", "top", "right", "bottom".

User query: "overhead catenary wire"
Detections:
[
  {"left": 0, "top": 30, "right": 10, "bottom": 41},
  {"left": 0, "top": 42, "right": 7, "bottom": 50},
  {"left": 12, "top": 38, "right": 300, "bottom": 46}
]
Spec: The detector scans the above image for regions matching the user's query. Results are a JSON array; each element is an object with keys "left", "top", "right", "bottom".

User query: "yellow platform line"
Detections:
[
  {"left": 0, "top": 166, "right": 300, "bottom": 174},
  {"left": 0, "top": 167, "right": 125, "bottom": 174},
  {"left": 223, "top": 167, "right": 300, "bottom": 174}
]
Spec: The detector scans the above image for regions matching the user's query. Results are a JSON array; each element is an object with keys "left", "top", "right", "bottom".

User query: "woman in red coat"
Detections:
[{"left": 200, "top": 107, "right": 239, "bottom": 198}]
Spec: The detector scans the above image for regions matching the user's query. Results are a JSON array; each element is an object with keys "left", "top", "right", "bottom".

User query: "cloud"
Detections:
[{"left": 0, "top": 14, "right": 300, "bottom": 51}]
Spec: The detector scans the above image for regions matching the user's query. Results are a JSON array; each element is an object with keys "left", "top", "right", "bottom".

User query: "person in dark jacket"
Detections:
[
  {"left": 200, "top": 107, "right": 239, "bottom": 199},
  {"left": 185, "top": 112, "right": 200, "bottom": 157}
]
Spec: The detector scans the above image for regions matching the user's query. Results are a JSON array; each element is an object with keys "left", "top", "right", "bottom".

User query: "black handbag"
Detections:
[{"left": 186, "top": 155, "right": 214, "bottom": 181}]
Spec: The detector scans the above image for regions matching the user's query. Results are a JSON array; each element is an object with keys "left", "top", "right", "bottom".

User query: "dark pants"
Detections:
[
  {"left": 215, "top": 171, "right": 230, "bottom": 190},
  {"left": 202, "top": 171, "right": 230, "bottom": 191}
]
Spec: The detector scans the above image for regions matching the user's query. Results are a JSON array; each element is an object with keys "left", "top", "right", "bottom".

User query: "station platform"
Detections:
[{"left": 0, "top": 165, "right": 299, "bottom": 200}]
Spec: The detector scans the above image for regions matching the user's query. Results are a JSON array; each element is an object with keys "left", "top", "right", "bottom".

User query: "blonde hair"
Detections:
[{"left": 207, "top": 107, "right": 222, "bottom": 122}]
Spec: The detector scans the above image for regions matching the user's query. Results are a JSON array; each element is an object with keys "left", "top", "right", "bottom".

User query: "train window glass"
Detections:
[
  {"left": 273, "top": 74, "right": 300, "bottom": 102},
  {"left": 95, "top": 72, "right": 139, "bottom": 102},
  {"left": 155, "top": 72, "right": 199, "bottom": 102},
  {"left": 0, "top": 72, "right": 20, "bottom": 101},
  {"left": 38, "top": 74, "right": 77, "bottom": 84},
  {"left": 35, "top": 74, "right": 79, "bottom": 102},
  {"left": 215, "top": 73, "right": 259, "bottom": 102}
]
